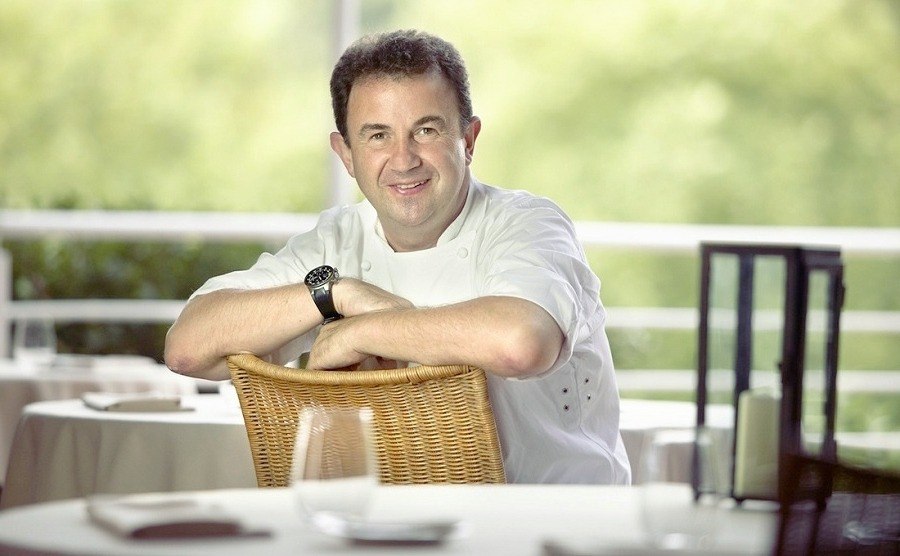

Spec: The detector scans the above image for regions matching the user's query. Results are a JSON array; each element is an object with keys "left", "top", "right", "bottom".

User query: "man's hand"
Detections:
[
  {"left": 307, "top": 316, "right": 408, "bottom": 370},
  {"left": 332, "top": 278, "right": 413, "bottom": 317},
  {"left": 308, "top": 279, "right": 413, "bottom": 370}
]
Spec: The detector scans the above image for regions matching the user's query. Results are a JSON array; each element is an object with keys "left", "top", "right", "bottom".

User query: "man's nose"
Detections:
[{"left": 388, "top": 137, "right": 422, "bottom": 172}]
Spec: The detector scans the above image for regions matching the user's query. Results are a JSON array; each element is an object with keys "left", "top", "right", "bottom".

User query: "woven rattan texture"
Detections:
[{"left": 227, "top": 353, "right": 506, "bottom": 487}]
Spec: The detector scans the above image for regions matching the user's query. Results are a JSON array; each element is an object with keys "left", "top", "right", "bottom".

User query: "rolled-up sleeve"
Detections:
[{"left": 188, "top": 212, "right": 341, "bottom": 300}]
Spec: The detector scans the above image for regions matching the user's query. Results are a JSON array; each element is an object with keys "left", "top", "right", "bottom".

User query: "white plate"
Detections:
[{"left": 309, "top": 511, "right": 463, "bottom": 544}]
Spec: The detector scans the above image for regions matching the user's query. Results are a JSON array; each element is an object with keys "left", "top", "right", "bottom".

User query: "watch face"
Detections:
[{"left": 305, "top": 265, "right": 336, "bottom": 288}]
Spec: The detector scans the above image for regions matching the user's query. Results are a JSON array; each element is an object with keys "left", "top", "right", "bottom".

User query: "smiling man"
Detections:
[
  {"left": 334, "top": 74, "right": 472, "bottom": 252},
  {"left": 165, "top": 30, "right": 631, "bottom": 484}
]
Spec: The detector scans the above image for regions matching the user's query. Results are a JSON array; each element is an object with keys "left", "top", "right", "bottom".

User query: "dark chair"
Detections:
[{"left": 773, "top": 453, "right": 900, "bottom": 555}]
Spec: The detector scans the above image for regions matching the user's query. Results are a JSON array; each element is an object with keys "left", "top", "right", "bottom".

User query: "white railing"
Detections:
[
  {"left": 4, "top": 209, "right": 900, "bottom": 252},
  {"left": 2, "top": 210, "right": 899, "bottom": 366}
]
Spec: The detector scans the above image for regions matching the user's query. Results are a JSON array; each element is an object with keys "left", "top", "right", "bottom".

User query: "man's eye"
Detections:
[
  {"left": 415, "top": 127, "right": 438, "bottom": 140},
  {"left": 369, "top": 132, "right": 386, "bottom": 141}
]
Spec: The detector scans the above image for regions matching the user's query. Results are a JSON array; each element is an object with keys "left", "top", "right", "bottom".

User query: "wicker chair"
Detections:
[{"left": 226, "top": 353, "right": 506, "bottom": 487}]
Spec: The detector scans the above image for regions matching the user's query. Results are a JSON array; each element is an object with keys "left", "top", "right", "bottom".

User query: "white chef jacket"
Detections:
[{"left": 193, "top": 180, "right": 632, "bottom": 484}]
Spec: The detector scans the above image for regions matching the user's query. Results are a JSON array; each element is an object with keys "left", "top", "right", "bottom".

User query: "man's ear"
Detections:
[
  {"left": 330, "top": 131, "right": 355, "bottom": 178},
  {"left": 464, "top": 116, "right": 481, "bottom": 165}
]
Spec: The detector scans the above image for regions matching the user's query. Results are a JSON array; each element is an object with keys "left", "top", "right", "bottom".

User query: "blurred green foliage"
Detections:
[
  {"left": 0, "top": 2, "right": 897, "bottom": 385},
  {"left": 383, "top": 1, "right": 900, "bottom": 227},
  {"left": 2, "top": 1, "right": 898, "bottom": 223},
  {"left": 7, "top": 239, "right": 265, "bottom": 357},
  {"left": 0, "top": 0, "right": 332, "bottom": 210}
]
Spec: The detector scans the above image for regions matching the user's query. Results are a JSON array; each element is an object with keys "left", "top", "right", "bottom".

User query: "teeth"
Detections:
[{"left": 397, "top": 180, "right": 425, "bottom": 190}]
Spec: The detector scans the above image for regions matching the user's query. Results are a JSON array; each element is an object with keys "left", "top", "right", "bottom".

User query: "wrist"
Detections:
[
  {"left": 330, "top": 277, "right": 354, "bottom": 317},
  {"left": 304, "top": 265, "right": 342, "bottom": 323}
]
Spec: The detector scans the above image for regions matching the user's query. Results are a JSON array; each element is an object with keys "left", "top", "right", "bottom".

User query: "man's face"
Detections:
[{"left": 330, "top": 70, "right": 480, "bottom": 252}]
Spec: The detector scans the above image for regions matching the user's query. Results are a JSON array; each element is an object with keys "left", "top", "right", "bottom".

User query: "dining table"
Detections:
[
  {"left": 0, "top": 355, "right": 202, "bottom": 485},
  {"left": 0, "top": 392, "right": 255, "bottom": 509},
  {"left": 0, "top": 484, "right": 779, "bottom": 555},
  {"left": 0, "top": 394, "right": 734, "bottom": 510}
]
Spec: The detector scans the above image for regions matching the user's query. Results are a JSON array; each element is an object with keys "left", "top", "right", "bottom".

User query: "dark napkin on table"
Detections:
[{"left": 86, "top": 494, "right": 269, "bottom": 539}]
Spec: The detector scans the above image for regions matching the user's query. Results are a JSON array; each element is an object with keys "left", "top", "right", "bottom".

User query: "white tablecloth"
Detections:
[
  {"left": 1, "top": 395, "right": 730, "bottom": 510},
  {"left": 0, "top": 485, "right": 778, "bottom": 555},
  {"left": 0, "top": 356, "right": 200, "bottom": 484},
  {"left": 1, "top": 394, "right": 255, "bottom": 509}
]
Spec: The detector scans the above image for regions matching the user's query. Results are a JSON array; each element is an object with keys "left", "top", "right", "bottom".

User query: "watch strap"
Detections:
[{"left": 311, "top": 283, "right": 341, "bottom": 323}]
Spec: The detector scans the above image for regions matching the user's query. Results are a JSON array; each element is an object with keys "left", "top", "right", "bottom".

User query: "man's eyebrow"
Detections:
[{"left": 414, "top": 115, "right": 448, "bottom": 128}]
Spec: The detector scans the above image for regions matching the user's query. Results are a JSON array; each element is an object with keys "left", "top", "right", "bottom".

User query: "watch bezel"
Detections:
[{"left": 304, "top": 265, "right": 338, "bottom": 289}]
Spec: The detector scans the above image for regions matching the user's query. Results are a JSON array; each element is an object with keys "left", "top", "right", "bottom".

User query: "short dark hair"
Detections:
[{"left": 330, "top": 29, "right": 473, "bottom": 143}]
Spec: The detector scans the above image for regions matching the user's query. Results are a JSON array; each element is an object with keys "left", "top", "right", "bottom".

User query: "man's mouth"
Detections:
[{"left": 391, "top": 179, "right": 429, "bottom": 192}]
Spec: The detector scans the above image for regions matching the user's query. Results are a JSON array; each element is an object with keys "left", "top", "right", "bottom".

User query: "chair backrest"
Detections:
[
  {"left": 227, "top": 353, "right": 506, "bottom": 487},
  {"left": 774, "top": 453, "right": 900, "bottom": 555}
]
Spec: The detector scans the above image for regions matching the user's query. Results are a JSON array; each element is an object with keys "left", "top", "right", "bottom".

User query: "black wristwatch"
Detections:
[{"left": 304, "top": 265, "right": 343, "bottom": 323}]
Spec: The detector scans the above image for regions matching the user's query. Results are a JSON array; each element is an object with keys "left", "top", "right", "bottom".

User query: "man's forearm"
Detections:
[
  {"left": 164, "top": 284, "right": 321, "bottom": 380},
  {"left": 309, "top": 296, "right": 564, "bottom": 378}
]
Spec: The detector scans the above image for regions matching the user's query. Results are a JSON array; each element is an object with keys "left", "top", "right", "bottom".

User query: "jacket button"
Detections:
[
  {"left": 457, "top": 247, "right": 469, "bottom": 259},
  {"left": 361, "top": 261, "right": 372, "bottom": 271}
]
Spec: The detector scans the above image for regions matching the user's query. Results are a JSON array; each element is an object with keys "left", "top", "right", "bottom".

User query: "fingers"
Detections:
[{"left": 333, "top": 278, "right": 413, "bottom": 317}]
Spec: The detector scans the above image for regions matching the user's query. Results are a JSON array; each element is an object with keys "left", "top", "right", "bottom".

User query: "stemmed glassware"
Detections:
[
  {"left": 639, "top": 426, "right": 727, "bottom": 551},
  {"left": 13, "top": 319, "right": 57, "bottom": 369},
  {"left": 291, "top": 407, "right": 379, "bottom": 521}
]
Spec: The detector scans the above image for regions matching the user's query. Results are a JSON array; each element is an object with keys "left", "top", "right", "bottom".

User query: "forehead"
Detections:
[{"left": 346, "top": 70, "right": 459, "bottom": 127}]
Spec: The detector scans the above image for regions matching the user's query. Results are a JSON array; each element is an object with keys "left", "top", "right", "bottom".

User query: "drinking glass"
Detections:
[
  {"left": 640, "top": 427, "right": 727, "bottom": 550},
  {"left": 291, "top": 407, "right": 379, "bottom": 521},
  {"left": 13, "top": 319, "right": 57, "bottom": 369}
]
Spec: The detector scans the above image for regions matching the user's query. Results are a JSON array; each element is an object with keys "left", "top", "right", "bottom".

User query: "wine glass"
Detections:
[
  {"left": 13, "top": 319, "right": 57, "bottom": 369},
  {"left": 639, "top": 426, "right": 727, "bottom": 550},
  {"left": 291, "top": 407, "right": 379, "bottom": 521}
]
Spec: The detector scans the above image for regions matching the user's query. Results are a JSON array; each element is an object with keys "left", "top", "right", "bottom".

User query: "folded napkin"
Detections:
[
  {"left": 81, "top": 392, "right": 190, "bottom": 412},
  {"left": 86, "top": 494, "right": 268, "bottom": 539}
]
